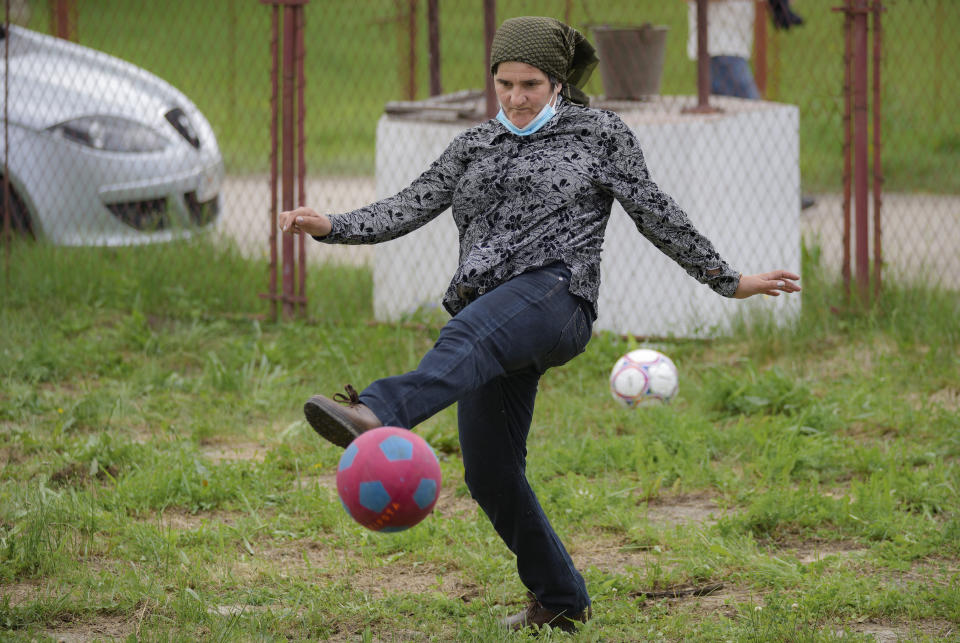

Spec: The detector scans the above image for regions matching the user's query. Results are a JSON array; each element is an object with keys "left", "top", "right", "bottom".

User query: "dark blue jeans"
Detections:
[
  {"left": 710, "top": 55, "right": 761, "bottom": 99},
  {"left": 359, "top": 263, "right": 594, "bottom": 614}
]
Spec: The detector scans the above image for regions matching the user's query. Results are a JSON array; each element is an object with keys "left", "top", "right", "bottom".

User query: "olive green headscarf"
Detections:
[{"left": 489, "top": 16, "right": 599, "bottom": 107}]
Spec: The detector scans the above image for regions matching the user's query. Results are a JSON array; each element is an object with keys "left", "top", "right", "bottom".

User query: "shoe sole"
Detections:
[{"left": 303, "top": 396, "right": 360, "bottom": 448}]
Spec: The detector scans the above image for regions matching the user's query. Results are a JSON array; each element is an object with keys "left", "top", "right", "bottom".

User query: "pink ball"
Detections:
[{"left": 336, "top": 427, "right": 442, "bottom": 532}]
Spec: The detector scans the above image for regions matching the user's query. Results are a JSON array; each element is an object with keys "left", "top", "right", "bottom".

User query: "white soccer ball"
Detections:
[{"left": 609, "top": 349, "right": 679, "bottom": 408}]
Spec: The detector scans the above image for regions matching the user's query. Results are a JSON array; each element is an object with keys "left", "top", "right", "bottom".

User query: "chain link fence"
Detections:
[
  {"left": 779, "top": 0, "right": 959, "bottom": 291},
  {"left": 2, "top": 0, "right": 956, "bottom": 332}
]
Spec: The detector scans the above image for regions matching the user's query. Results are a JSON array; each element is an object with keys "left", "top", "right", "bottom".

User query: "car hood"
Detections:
[{"left": 3, "top": 26, "right": 196, "bottom": 130}]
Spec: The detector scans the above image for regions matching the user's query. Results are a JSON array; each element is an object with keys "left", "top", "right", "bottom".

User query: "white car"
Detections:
[{"left": 1, "top": 25, "right": 223, "bottom": 245}]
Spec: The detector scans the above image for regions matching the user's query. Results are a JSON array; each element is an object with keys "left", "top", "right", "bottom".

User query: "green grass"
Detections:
[
  {"left": 1, "top": 241, "right": 958, "bottom": 640},
  {"left": 23, "top": 0, "right": 960, "bottom": 192}
]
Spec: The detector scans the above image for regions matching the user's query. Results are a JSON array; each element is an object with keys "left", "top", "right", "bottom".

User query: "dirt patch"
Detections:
[
  {"left": 349, "top": 561, "right": 476, "bottom": 601},
  {"left": 42, "top": 615, "right": 133, "bottom": 643},
  {"left": 293, "top": 472, "right": 338, "bottom": 492},
  {"left": 875, "top": 557, "right": 960, "bottom": 591},
  {"left": 571, "top": 495, "right": 728, "bottom": 575},
  {"left": 906, "top": 387, "right": 960, "bottom": 413},
  {"left": 431, "top": 488, "right": 477, "bottom": 520},
  {"left": 49, "top": 461, "right": 120, "bottom": 487},
  {"left": 799, "top": 335, "right": 898, "bottom": 382},
  {"left": 207, "top": 603, "right": 278, "bottom": 617},
  {"left": 199, "top": 441, "right": 267, "bottom": 463},
  {"left": 574, "top": 533, "right": 656, "bottom": 576},
  {"left": 136, "top": 508, "right": 246, "bottom": 531},
  {"left": 255, "top": 538, "right": 347, "bottom": 570},
  {"left": 773, "top": 536, "right": 869, "bottom": 565},
  {"left": 644, "top": 493, "right": 727, "bottom": 527},
  {"left": 322, "top": 625, "right": 451, "bottom": 643},
  {"left": 664, "top": 583, "right": 759, "bottom": 620},
  {"left": 235, "top": 539, "right": 479, "bottom": 602},
  {"left": 929, "top": 387, "right": 960, "bottom": 412},
  {"left": 214, "top": 540, "right": 344, "bottom": 585},
  {"left": 1, "top": 580, "right": 45, "bottom": 606},
  {"left": 773, "top": 539, "right": 959, "bottom": 589},
  {"left": 848, "top": 619, "right": 956, "bottom": 642},
  {"left": 0, "top": 444, "right": 26, "bottom": 468}
]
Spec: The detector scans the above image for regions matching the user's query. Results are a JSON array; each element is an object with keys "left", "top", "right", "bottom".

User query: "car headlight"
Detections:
[
  {"left": 48, "top": 115, "right": 168, "bottom": 152},
  {"left": 165, "top": 108, "right": 200, "bottom": 149}
]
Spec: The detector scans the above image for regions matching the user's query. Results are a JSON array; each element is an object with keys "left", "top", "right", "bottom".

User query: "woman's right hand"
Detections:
[{"left": 278, "top": 207, "right": 332, "bottom": 237}]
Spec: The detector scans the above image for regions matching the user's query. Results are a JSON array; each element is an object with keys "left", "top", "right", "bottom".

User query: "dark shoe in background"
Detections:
[
  {"left": 304, "top": 384, "right": 382, "bottom": 448},
  {"left": 801, "top": 194, "right": 816, "bottom": 210},
  {"left": 769, "top": 0, "right": 805, "bottom": 30},
  {"left": 500, "top": 595, "right": 592, "bottom": 633}
]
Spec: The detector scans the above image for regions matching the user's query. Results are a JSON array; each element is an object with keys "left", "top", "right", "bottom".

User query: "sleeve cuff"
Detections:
[
  {"left": 312, "top": 215, "right": 341, "bottom": 243},
  {"left": 706, "top": 266, "right": 741, "bottom": 298}
]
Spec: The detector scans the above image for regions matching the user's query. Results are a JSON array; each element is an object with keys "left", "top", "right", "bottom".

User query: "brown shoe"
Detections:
[
  {"left": 500, "top": 594, "right": 591, "bottom": 633},
  {"left": 303, "top": 385, "right": 382, "bottom": 448}
]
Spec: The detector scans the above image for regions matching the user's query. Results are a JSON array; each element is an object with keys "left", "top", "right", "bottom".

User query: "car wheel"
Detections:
[{"left": 0, "top": 180, "right": 34, "bottom": 239}]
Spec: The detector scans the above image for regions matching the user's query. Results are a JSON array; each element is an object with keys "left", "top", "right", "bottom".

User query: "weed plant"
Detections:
[{"left": 1, "top": 241, "right": 958, "bottom": 641}]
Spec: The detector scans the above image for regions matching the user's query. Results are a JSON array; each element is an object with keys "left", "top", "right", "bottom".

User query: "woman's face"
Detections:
[{"left": 494, "top": 61, "right": 561, "bottom": 129}]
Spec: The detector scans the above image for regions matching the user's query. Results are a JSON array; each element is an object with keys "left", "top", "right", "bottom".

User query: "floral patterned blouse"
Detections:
[{"left": 320, "top": 99, "right": 741, "bottom": 316}]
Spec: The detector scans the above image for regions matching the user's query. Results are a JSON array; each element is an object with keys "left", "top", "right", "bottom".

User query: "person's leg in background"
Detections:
[{"left": 710, "top": 54, "right": 761, "bottom": 99}]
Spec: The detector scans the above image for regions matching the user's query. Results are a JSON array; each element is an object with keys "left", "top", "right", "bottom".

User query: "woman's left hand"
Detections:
[
  {"left": 278, "top": 206, "right": 332, "bottom": 237},
  {"left": 734, "top": 270, "right": 801, "bottom": 299}
]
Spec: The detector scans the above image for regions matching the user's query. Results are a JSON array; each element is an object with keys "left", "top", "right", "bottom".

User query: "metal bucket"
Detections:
[{"left": 593, "top": 24, "right": 669, "bottom": 100}]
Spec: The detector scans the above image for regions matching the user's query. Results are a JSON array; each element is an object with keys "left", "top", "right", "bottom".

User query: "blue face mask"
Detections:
[{"left": 496, "top": 93, "right": 560, "bottom": 136}]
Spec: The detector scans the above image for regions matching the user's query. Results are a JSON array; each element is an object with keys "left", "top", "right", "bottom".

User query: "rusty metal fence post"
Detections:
[
  {"left": 871, "top": 1, "right": 883, "bottom": 300},
  {"left": 3, "top": 0, "right": 10, "bottom": 280},
  {"left": 296, "top": 5, "right": 307, "bottom": 316},
  {"left": 684, "top": 0, "right": 720, "bottom": 114},
  {"left": 260, "top": 0, "right": 308, "bottom": 320},
  {"left": 852, "top": 0, "right": 870, "bottom": 300},
  {"left": 392, "top": 0, "right": 419, "bottom": 101},
  {"left": 49, "top": 0, "right": 77, "bottom": 41},
  {"left": 754, "top": 0, "right": 767, "bottom": 97},
  {"left": 835, "top": 0, "right": 883, "bottom": 304},
  {"left": 841, "top": 3, "right": 853, "bottom": 297},
  {"left": 483, "top": 0, "right": 497, "bottom": 119},
  {"left": 694, "top": 0, "right": 712, "bottom": 111},
  {"left": 427, "top": 0, "right": 442, "bottom": 96}
]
